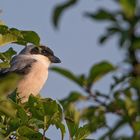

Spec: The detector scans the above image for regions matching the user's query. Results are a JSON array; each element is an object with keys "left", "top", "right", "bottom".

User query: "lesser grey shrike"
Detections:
[{"left": 0, "top": 45, "right": 61, "bottom": 102}]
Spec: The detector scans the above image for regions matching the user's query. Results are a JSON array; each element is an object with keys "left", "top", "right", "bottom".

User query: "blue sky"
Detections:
[{"left": 0, "top": 0, "right": 131, "bottom": 139}]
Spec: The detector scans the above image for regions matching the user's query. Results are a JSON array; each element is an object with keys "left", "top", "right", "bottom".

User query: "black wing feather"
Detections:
[{"left": 0, "top": 55, "right": 36, "bottom": 76}]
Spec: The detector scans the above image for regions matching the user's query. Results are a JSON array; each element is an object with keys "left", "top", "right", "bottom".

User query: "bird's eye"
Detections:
[{"left": 42, "top": 50, "right": 48, "bottom": 54}]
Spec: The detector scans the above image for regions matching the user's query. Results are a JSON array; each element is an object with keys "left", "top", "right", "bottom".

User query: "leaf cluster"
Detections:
[
  {"left": 0, "top": 94, "right": 65, "bottom": 140},
  {"left": 0, "top": 0, "right": 140, "bottom": 139},
  {"left": 51, "top": 0, "right": 140, "bottom": 139},
  {"left": 0, "top": 25, "right": 40, "bottom": 46}
]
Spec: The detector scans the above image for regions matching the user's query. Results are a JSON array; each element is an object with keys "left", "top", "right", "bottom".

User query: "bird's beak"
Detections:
[{"left": 49, "top": 55, "right": 61, "bottom": 63}]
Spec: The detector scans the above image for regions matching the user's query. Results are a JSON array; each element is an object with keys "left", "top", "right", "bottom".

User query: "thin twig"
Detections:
[
  {"left": 42, "top": 116, "right": 47, "bottom": 140},
  {"left": 85, "top": 87, "right": 108, "bottom": 107},
  {"left": 42, "top": 129, "right": 46, "bottom": 140}
]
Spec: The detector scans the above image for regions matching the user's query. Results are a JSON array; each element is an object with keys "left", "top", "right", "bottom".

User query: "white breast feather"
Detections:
[{"left": 17, "top": 54, "right": 50, "bottom": 102}]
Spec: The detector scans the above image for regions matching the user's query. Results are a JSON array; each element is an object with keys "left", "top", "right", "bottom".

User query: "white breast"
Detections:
[{"left": 17, "top": 54, "right": 50, "bottom": 102}]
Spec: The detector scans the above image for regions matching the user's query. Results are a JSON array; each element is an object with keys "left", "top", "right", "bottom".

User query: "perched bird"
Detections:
[{"left": 0, "top": 45, "right": 61, "bottom": 102}]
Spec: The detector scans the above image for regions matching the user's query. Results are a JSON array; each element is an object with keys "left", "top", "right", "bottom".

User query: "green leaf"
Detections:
[
  {"left": 120, "top": 0, "right": 136, "bottom": 18},
  {"left": 64, "top": 104, "right": 80, "bottom": 137},
  {"left": 27, "top": 95, "right": 45, "bottom": 120},
  {"left": 132, "top": 38, "right": 140, "bottom": 50},
  {"left": 0, "top": 62, "right": 10, "bottom": 68},
  {"left": 0, "top": 33, "right": 17, "bottom": 46},
  {"left": 0, "top": 135, "right": 4, "bottom": 140},
  {"left": 81, "top": 106, "right": 106, "bottom": 132},
  {"left": 55, "top": 121, "right": 66, "bottom": 140},
  {"left": 131, "top": 77, "right": 140, "bottom": 90},
  {"left": 51, "top": 67, "right": 84, "bottom": 87},
  {"left": 16, "top": 107, "right": 28, "bottom": 125},
  {"left": 124, "top": 96, "right": 136, "bottom": 117},
  {"left": 0, "top": 25, "right": 8, "bottom": 34},
  {"left": 81, "top": 106, "right": 98, "bottom": 121},
  {"left": 0, "top": 26, "right": 21, "bottom": 46},
  {"left": 119, "top": 30, "right": 129, "bottom": 47},
  {"left": 60, "top": 91, "right": 86, "bottom": 108},
  {"left": 43, "top": 99, "right": 58, "bottom": 115},
  {"left": 7, "top": 118, "right": 21, "bottom": 133},
  {"left": 0, "top": 99, "right": 17, "bottom": 117},
  {"left": 20, "top": 31, "right": 40, "bottom": 45},
  {"left": 99, "top": 27, "right": 120, "bottom": 44},
  {"left": 0, "top": 25, "right": 40, "bottom": 46},
  {"left": 74, "top": 124, "right": 91, "bottom": 140},
  {"left": 0, "top": 74, "right": 21, "bottom": 97},
  {"left": 0, "top": 47, "right": 16, "bottom": 62},
  {"left": 108, "top": 98, "right": 125, "bottom": 114},
  {"left": 99, "top": 35, "right": 110, "bottom": 44},
  {"left": 87, "top": 61, "right": 115, "bottom": 87},
  {"left": 18, "top": 126, "right": 42, "bottom": 139},
  {"left": 85, "top": 9, "right": 116, "bottom": 21},
  {"left": 28, "top": 118, "right": 44, "bottom": 128},
  {"left": 133, "top": 120, "right": 140, "bottom": 133},
  {"left": 52, "top": 0, "right": 78, "bottom": 28},
  {"left": 0, "top": 128, "right": 6, "bottom": 135},
  {"left": 27, "top": 95, "right": 64, "bottom": 138},
  {"left": 41, "top": 98, "right": 65, "bottom": 139}
]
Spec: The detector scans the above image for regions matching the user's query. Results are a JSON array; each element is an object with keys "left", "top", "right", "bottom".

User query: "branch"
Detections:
[
  {"left": 42, "top": 116, "right": 47, "bottom": 140},
  {"left": 85, "top": 87, "right": 108, "bottom": 107}
]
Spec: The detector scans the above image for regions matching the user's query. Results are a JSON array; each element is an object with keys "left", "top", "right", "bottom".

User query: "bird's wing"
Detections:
[{"left": 0, "top": 55, "right": 36, "bottom": 76}]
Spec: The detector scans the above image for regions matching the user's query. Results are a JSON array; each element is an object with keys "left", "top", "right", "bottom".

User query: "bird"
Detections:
[{"left": 0, "top": 45, "right": 61, "bottom": 102}]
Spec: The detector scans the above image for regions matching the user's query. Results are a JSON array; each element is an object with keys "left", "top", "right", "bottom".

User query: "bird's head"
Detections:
[{"left": 19, "top": 45, "right": 61, "bottom": 64}]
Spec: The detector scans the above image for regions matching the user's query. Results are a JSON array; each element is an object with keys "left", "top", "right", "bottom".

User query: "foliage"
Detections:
[
  {"left": 52, "top": 0, "right": 79, "bottom": 28},
  {"left": 0, "top": 94, "right": 65, "bottom": 140},
  {"left": 0, "top": 25, "right": 40, "bottom": 46},
  {"left": 0, "top": 0, "right": 140, "bottom": 139},
  {"left": 0, "top": 24, "right": 65, "bottom": 140},
  {"left": 51, "top": 0, "right": 140, "bottom": 139}
]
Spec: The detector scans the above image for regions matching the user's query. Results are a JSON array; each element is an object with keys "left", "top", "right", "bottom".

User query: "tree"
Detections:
[{"left": 0, "top": 0, "right": 140, "bottom": 139}]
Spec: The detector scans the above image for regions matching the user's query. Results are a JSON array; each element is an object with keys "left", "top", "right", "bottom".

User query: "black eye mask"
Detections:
[
  {"left": 30, "top": 45, "right": 61, "bottom": 63},
  {"left": 30, "top": 47, "right": 40, "bottom": 54}
]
